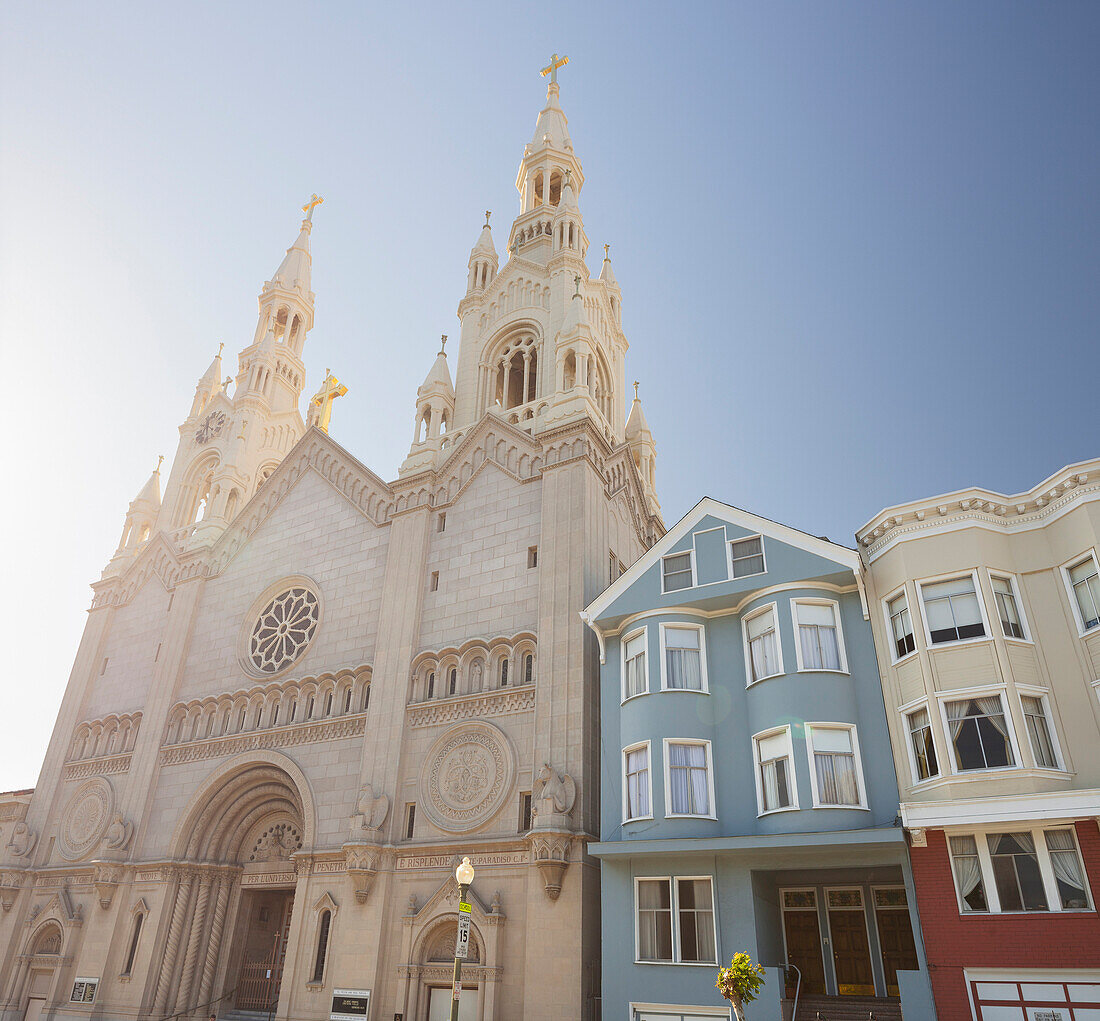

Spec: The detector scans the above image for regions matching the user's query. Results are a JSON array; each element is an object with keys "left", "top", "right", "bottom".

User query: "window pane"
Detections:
[
  {"left": 888, "top": 592, "right": 915, "bottom": 657},
  {"left": 993, "top": 577, "right": 1025, "bottom": 638},
  {"left": 746, "top": 609, "right": 774, "bottom": 640},
  {"left": 626, "top": 747, "right": 650, "bottom": 818},
  {"left": 757, "top": 731, "right": 789, "bottom": 760},
  {"left": 1045, "top": 830, "right": 1089, "bottom": 909},
  {"left": 731, "top": 537, "right": 764, "bottom": 577},
  {"left": 988, "top": 832, "right": 1048, "bottom": 912},
  {"left": 812, "top": 727, "right": 853, "bottom": 754},
  {"left": 1023, "top": 697, "right": 1058, "bottom": 768},
  {"left": 663, "top": 553, "right": 693, "bottom": 591},
  {"left": 949, "top": 835, "right": 988, "bottom": 912},
  {"left": 1070, "top": 558, "right": 1100, "bottom": 628},
  {"left": 924, "top": 576, "right": 986, "bottom": 643},
  {"left": 625, "top": 633, "right": 646, "bottom": 659},
  {"left": 637, "top": 880, "right": 673, "bottom": 961},
  {"left": 666, "top": 627, "right": 700, "bottom": 650},
  {"left": 668, "top": 743, "right": 710, "bottom": 814},
  {"left": 678, "top": 879, "right": 716, "bottom": 963}
]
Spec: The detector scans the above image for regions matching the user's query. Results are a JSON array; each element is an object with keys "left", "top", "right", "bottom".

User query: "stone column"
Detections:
[
  {"left": 153, "top": 870, "right": 195, "bottom": 1017},
  {"left": 174, "top": 871, "right": 213, "bottom": 1014},
  {"left": 197, "top": 874, "right": 231, "bottom": 1007}
]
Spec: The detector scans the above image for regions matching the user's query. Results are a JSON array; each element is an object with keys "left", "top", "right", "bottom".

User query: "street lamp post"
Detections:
[{"left": 450, "top": 857, "right": 475, "bottom": 1021}]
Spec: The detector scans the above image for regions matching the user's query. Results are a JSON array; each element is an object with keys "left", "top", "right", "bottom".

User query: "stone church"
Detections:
[{"left": 0, "top": 64, "right": 663, "bottom": 1021}]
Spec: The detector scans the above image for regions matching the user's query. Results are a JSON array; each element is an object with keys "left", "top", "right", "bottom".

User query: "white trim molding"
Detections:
[{"left": 900, "top": 787, "right": 1100, "bottom": 829}]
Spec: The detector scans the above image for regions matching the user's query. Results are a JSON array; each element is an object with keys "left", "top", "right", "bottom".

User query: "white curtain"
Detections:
[
  {"left": 800, "top": 624, "right": 840, "bottom": 670},
  {"left": 1045, "top": 830, "right": 1087, "bottom": 895},
  {"left": 670, "top": 743, "right": 708, "bottom": 814},
  {"left": 625, "top": 633, "right": 647, "bottom": 698},
  {"left": 748, "top": 610, "right": 778, "bottom": 679},
  {"left": 812, "top": 728, "right": 857, "bottom": 805},
  {"left": 626, "top": 748, "right": 649, "bottom": 818},
  {"left": 666, "top": 629, "right": 701, "bottom": 689},
  {"left": 949, "top": 836, "right": 984, "bottom": 905}
]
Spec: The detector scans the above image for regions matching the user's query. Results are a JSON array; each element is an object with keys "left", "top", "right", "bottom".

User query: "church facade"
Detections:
[{"left": 0, "top": 67, "right": 663, "bottom": 1021}]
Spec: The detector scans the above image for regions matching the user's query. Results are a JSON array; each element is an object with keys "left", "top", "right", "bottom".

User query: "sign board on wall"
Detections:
[
  {"left": 331, "top": 989, "right": 371, "bottom": 1021},
  {"left": 70, "top": 978, "right": 99, "bottom": 1003}
]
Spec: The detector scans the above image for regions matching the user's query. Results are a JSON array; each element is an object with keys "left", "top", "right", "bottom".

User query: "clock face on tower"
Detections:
[{"left": 194, "top": 410, "right": 227, "bottom": 444}]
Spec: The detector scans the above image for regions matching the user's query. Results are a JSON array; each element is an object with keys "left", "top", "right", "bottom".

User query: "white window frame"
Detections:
[
  {"left": 742, "top": 602, "right": 784, "bottom": 686},
  {"left": 945, "top": 822, "right": 1093, "bottom": 915},
  {"left": 936, "top": 685, "right": 1022, "bottom": 776},
  {"left": 726, "top": 532, "right": 767, "bottom": 580},
  {"left": 622, "top": 740, "right": 653, "bottom": 823},
  {"left": 804, "top": 722, "right": 868, "bottom": 810},
  {"left": 882, "top": 584, "right": 917, "bottom": 663},
  {"left": 634, "top": 875, "right": 674, "bottom": 964},
  {"left": 1016, "top": 686, "right": 1065, "bottom": 772},
  {"left": 900, "top": 699, "right": 942, "bottom": 786},
  {"left": 628, "top": 1005, "right": 730, "bottom": 1020},
  {"left": 752, "top": 725, "right": 799, "bottom": 816},
  {"left": 661, "top": 549, "right": 696, "bottom": 594},
  {"left": 915, "top": 569, "right": 991, "bottom": 648},
  {"left": 1061, "top": 549, "right": 1100, "bottom": 637},
  {"left": 659, "top": 622, "right": 709, "bottom": 693},
  {"left": 985, "top": 569, "right": 1031, "bottom": 643},
  {"left": 621, "top": 626, "right": 650, "bottom": 703},
  {"left": 662, "top": 738, "right": 717, "bottom": 820},
  {"left": 791, "top": 597, "right": 849, "bottom": 674},
  {"left": 632, "top": 875, "right": 719, "bottom": 966}
]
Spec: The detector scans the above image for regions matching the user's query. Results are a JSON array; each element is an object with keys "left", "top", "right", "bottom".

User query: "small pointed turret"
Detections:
[
  {"left": 105, "top": 457, "right": 164, "bottom": 573},
  {"left": 189, "top": 343, "right": 224, "bottom": 418},
  {"left": 400, "top": 336, "right": 457, "bottom": 476},
  {"left": 466, "top": 212, "right": 499, "bottom": 295},
  {"left": 599, "top": 244, "right": 618, "bottom": 288},
  {"left": 626, "top": 382, "right": 660, "bottom": 514}
]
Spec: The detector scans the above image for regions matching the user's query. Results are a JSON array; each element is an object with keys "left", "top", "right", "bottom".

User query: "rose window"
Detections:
[{"left": 249, "top": 587, "right": 319, "bottom": 674}]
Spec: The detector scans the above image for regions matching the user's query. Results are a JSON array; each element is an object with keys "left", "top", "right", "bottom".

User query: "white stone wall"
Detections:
[
  {"left": 178, "top": 469, "right": 391, "bottom": 702},
  {"left": 418, "top": 464, "right": 541, "bottom": 651}
]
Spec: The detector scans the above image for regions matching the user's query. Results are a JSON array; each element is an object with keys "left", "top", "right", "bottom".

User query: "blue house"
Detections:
[{"left": 582, "top": 499, "right": 935, "bottom": 1021}]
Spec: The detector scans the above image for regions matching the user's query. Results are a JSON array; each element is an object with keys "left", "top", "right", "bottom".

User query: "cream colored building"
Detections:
[
  {"left": 856, "top": 460, "right": 1100, "bottom": 1016},
  {"left": 858, "top": 459, "right": 1100, "bottom": 826},
  {"left": 0, "top": 66, "right": 663, "bottom": 1021}
]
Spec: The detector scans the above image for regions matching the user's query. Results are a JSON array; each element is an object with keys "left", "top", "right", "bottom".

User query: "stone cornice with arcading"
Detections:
[
  {"left": 857, "top": 458, "right": 1100, "bottom": 563},
  {"left": 90, "top": 412, "right": 662, "bottom": 609}
]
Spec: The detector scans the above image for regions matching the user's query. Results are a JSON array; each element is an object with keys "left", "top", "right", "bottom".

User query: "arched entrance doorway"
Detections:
[
  {"left": 153, "top": 754, "right": 313, "bottom": 1020},
  {"left": 7, "top": 922, "right": 65, "bottom": 1021}
]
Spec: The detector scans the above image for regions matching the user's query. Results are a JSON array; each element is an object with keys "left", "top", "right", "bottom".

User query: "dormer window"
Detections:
[
  {"left": 662, "top": 552, "right": 693, "bottom": 593},
  {"left": 729, "top": 536, "right": 765, "bottom": 578}
]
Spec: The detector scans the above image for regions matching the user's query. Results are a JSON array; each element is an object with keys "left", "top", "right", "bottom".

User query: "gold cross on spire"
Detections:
[
  {"left": 308, "top": 368, "right": 348, "bottom": 434},
  {"left": 485, "top": 211, "right": 492, "bottom": 227},
  {"left": 633, "top": 380, "right": 640, "bottom": 400},
  {"left": 302, "top": 194, "right": 324, "bottom": 222},
  {"left": 440, "top": 334, "right": 448, "bottom": 354},
  {"left": 541, "top": 53, "right": 569, "bottom": 84},
  {"left": 604, "top": 243, "right": 610, "bottom": 260},
  {"left": 156, "top": 454, "right": 164, "bottom": 472}
]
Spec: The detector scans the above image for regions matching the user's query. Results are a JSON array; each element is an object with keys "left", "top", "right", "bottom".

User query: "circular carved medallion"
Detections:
[
  {"left": 59, "top": 778, "right": 114, "bottom": 861},
  {"left": 419, "top": 722, "right": 515, "bottom": 834}
]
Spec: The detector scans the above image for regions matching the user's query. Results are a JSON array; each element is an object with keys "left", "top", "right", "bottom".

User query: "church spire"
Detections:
[
  {"left": 626, "top": 382, "right": 660, "bottom": 515},
  {"left": 105, "top": 457, "right": 163, "bottom": 574},
  {"left": 466, "top": 211, "right": 498, "bottom": 296},
  {"left": 400, "top": 336, "right": 456, "bottom": 476}
]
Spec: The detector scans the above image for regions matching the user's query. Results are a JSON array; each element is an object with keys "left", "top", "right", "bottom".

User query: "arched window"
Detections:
[
  {"left": 312, "top": 910, "right": 332, "bottom": 983},
  {"left": 343, "top": 688, "right": 352, "bottom": 713},
  {"left": 361, "top": 683, "right": 371, "bottom": 711},
  {"left": 323, "top": 692, "right": 332, "bottom": 717},
  {"left": 500, "top": 659, "right": 509, "bottom": 687},
  {"left": 448, "top": 668, "right": 457, "bottom": 696},
  {"left": 123, "top": 913, "right": 144, "bottom": 976},
  {"left": 549, "top": 171, "right": 562, "bottom": 205},
  {"left": 524, "top": 654, "right": 533, "bottom": 685},
  {"left": 427, "top": 672, "right": 435, "bottom": 699}
]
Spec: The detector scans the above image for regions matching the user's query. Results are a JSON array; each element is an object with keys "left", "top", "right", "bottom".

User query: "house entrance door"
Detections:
[
  {"left": 781, "top": 891, "right": 826, "bottom": 996},
  {"left": 826, "top": 890, "right": 874, "bottom": 996},
  {"left": 873, "top": 888, "right": 917, "bottom": 997}
]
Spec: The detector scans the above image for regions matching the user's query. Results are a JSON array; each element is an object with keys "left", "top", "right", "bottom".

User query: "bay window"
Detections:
[
  {"left": 806, "top": 724, "right": 864, "bottom": 808},
  {"left": 991, "top": 575, "right": 1026, "bottom": 639},
  {"left": 623, "top": 743, "right": 651, "bottom": 821},
  {"left": 921, "top": 574, "right": 986, "bottom": 644},
  {"left": 794, "top": 600, "right": 845, "bottom": 672},
  {"left": 665, "top": 740, "right": 713, "bottom": 817},
  {"left": 988, "top": 832, "right": 1048, "bottom": 912},
  {"left": 949, "top": 835, "right": 989, "bottom": 912},
  {"left": 943, "top": 696, "right": 1015, "bottom": 771},
  {"left": 636, "top": 879, "right": 673, "bottom": 962},
  {"left": 1022, "top": 695, "right": 1059, "bottom": 769},
  {"left": 623, "top": 629, "right": 648, "bottom": 700},
  {"left": 887, "top": 590, "right": 915, "bottom": 659},
  {"left": 744, "top": 605, "right": 781, "bottom": 683},
  {"left": 906, "top": 706, "right": 939, "bottom": 781},
  {"left": 662, "top": 624, "right": 706, "bottom": 691},
  {"left": 1044, "top": 829, "right": 1089, "bottom": 909},
  {"left": 1067, "top": 554, "right": 1100, "bottom": 632},
  {"left": 754, "top": 727, "right": 796, "bottom": 813}
]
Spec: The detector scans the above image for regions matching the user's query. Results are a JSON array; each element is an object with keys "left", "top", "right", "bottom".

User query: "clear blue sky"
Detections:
[{"left": 1, "top": 1, "right": 1097, "bottom": 788}]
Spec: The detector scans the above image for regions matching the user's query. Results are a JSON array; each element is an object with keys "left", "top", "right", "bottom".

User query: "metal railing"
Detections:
[{"left": 153, "top": 983, "right": 238, "bottom": 1021}]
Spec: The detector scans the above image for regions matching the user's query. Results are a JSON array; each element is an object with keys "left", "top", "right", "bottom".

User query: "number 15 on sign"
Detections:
[{"left": 455, "top": 902, "right": 471, "bottom": 960}]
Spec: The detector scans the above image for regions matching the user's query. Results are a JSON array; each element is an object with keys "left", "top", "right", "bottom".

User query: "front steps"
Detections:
[{"left": 793, "top": 993, "right": 904, "bottom": 1021}]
